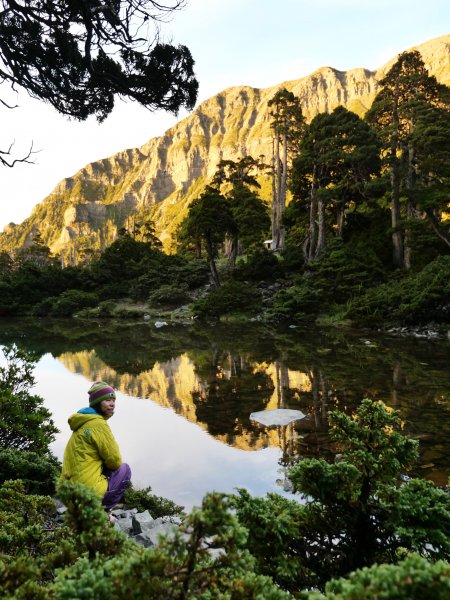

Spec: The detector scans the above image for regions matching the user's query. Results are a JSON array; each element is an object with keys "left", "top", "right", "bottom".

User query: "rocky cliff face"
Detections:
[{"left": 1, "top": 34, "right": 449, "bottom": 257}]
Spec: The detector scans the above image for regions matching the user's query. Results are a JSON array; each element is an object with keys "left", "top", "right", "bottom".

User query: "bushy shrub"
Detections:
[
  {"left": 312, "top": 554, "right": 450, "bottom": 600},
  {"left": 345, "top": 255, "right": 450, "bottom": 325},
  {"left": 33, "top": 289, "right": 99, "bottom": 317},
  {"left": 0, "top": 281, "right": 16, "bottom": 315},
  {"left": 5, "top": 264, "right": 85, "bottom": 313},
  {"left": 31, "top": 296, "right": 56, "bottom": 317},
  {"left": 268, "top": 238, "right": 387, "bottom": 322},
  {"left": 192, "top": 280, "right": 262, "bottom": 319},
  {"left": 51, "top": 289, "right": 99, "bottom": 316},
  {"left": 1, "top": 480, "right": 290, "bottom": 600},
  {"left": 172, "top": 259, "right": 209, "bottom": 289},
  {"left": 148, "top": 283, "right": 190, "bottom": 307},
  {"left": 232, "top": 400, "right": 450, "bottom": 591},
  {"left": 123, "top": 484, "right": 184, "bottom": 519},
  {"left": 267, "top": 279, "right": 323, "bottom": 322},
  {"left": 233, "top": 250, "right": 284, "bottom": 281},
  {"left": 308, "top": 238, "right": 386, "bottom": 304},
  {"left": 0, "top": 449, "right": 59, "bottom": 495},
  {"left": 0, "top": 346, "right": 59, "bottom": 493},
  {"left": 0, "top": 346, "right": 58, "bottom": 454}
]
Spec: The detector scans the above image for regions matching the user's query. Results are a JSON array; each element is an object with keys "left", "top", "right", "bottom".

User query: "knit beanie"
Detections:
[{"left": 88, "top": 381, "right": 116, "bottom": 408}]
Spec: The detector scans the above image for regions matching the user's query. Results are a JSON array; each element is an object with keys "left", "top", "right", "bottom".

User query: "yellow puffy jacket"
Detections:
[{"left": 61, "top": 412, "right": 122, "bottom": 498}]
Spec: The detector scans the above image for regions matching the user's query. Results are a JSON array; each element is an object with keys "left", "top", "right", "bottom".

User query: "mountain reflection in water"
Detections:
[{"left": 1, "top": 319, "right": 449, "bottom": 508}]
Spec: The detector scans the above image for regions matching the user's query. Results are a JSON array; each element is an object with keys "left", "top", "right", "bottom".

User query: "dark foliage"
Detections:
[
  {"left": 123, "top": 484, "right": 184, "bottom": 518},
  {"left": 345, "top": 255, "right": 450, "bottom": 325},
  {"left": 0, "top": 1, "right": 198, "bottom": 124},
  {"left": 232, "top": 400, "right": 450, "bottom": 591},
  {"left": 192, "top": 279, "right": 262, "bottom": 320},
  {"left": 233, "top": 250, "right": 284, "bottom": 281}
]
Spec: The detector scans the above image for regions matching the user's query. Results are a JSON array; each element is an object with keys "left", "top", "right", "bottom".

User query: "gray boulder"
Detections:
[{"left": 132, "top": 510, "right": 154, "bottom": 534}]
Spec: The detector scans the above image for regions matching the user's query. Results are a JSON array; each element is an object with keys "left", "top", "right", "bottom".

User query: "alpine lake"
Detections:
[{"left": 1, "top": 318, "right": 449, "bottom": 510}]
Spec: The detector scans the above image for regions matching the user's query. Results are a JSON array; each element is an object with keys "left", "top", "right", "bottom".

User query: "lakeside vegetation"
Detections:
[
  {"left": 1, "top": 346, "right": 449, "bottom": 598},
  {"left": 1, "top": 51, "right": 449, "bottom": 331},
  {"left": 1, "top": 2, "right": 448, "bottom": 597},
  {"left": 1, "top": 38, "right": 449, "bottom": 598}
]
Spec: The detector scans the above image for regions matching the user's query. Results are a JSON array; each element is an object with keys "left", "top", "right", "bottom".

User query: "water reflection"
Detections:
[{"left": 1, "top": 319, "right": 449, "bottom": 500}]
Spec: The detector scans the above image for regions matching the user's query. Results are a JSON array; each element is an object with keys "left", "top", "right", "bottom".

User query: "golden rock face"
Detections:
[
  {"left": 2, "top": 35, "right": 449, "bottom": 256},
  {"left": 58, "top": 350, "right": 318, "bottom": 453}
]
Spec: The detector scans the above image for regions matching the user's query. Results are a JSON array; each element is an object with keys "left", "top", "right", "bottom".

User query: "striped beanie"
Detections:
[{"left": 88, "top": 381, "right": 116, "bottom": 408}]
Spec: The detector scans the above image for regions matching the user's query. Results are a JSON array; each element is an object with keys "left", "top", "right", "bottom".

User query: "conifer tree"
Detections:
[
  {"left": 0, "top": 1, "right": 198, "bottom": 166},
  {"left": 268, "top": 89, "right": 305, "bottom": 250},
  {"left": 365, "top": 51, "right": 450, "bottom": 269},
  {"left": 179, "top": 186, "right": 236, "bottom": 287},
  {"left": 291, "top": 107, "right": 380, "bottom": 262},
  {"left": 212, "top": 157, "right": 270, "bottom": 267}
]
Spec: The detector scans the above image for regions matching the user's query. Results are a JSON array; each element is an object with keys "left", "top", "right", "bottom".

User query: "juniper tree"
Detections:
[
  {"left": 212, "top": 157, "right": 271, "bottom": 267},
  {"left": 179, "top": 186, "right": 237, "bottom": 287},
  {"left": 0, "top": 1, "right": 198, "bottom": 166},
  {"left": 365, "top": 51, "right": 450, "bottom": 269},
  {"left": 232, "top": 399, "right": 450, "bottom": 592},
  {"left": 268, "top": 88, "right": 305, "bottom": 250},
  {"left": 291, "top": 107, "right": 380, "bottom": 262}
]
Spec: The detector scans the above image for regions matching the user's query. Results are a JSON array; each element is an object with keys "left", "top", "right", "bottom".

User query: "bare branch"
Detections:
[{"left": 0, "top": 140, "right": 38, "bottom": 167}]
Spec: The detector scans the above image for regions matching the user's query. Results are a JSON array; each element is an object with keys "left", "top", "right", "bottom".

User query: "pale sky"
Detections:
[{"left": 0, "top": 0, "right": 449, "bottom": 230}]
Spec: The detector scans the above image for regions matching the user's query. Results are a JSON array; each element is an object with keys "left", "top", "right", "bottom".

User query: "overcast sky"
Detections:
[{"left": 1, "top": 0, "right": 449, "bottom": 230}]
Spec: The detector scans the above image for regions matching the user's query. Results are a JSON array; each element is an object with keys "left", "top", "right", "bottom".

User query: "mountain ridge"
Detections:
[{"left": 2, "top": 34, "right": 449, "bottom": 258}]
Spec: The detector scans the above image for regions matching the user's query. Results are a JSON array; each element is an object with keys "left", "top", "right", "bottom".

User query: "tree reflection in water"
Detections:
[{"left": 0, "top": 319, "right": 448, "bottom": 486}]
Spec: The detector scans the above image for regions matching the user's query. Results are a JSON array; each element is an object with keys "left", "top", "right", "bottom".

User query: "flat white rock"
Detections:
[{"left": 250, "top": 408, "right": 305, "bottom": 427}]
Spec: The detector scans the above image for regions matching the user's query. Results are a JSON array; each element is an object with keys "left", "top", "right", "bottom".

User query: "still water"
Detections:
[{"left": 1, "top": 319, "right": 449, "bottom": 510}]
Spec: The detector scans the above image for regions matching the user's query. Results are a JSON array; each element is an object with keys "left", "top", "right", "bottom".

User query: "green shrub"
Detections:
[
  {"left": 32, "top": 296, "right": 56, "bottom": 317},
  {"left": 172, "top": 259, "right": 209, "bottom": 289},
  {"left": 234, "top": 250, "right": 284, "bottom": 281},
  {"left": 314, "top": 554, "right": 450, "bottom": 600},
  {"left": 267, "top": 279, "right": 323, "bottom": 322},
  {"left": 123, "top": 484, "right": 184, "bottom": 519},
  {"left": 345, "top": 255, "right": 450, "bottom": 325},
  {"left": 0, "top": 449, "right": 59, "bottom": 495},
  {"left": 232, "top": 400, "right": 450, "bottom": 592},
  {"left": 192, "top": 280, "right": 262, "bottom": 319},
  {"left": 308, "top": 238, "right": 386, "bottom": 304},
  {"left": 51, "top": 289, "right": 99, "bottom": 317},
  {"left": 1, "top": 481, "right": 289, "bottom": 600},
  {"left": 0, "top": 346, "right": 58, "bottom": 454},
  {"left": 148, "top": 283, "right": 189, "bottom": 307},
  {"left": 0, "top": 281, "right": 17, "bottom": 316},
  {"left": 268, "top": 238, "right": 387, "bottom": 322}
]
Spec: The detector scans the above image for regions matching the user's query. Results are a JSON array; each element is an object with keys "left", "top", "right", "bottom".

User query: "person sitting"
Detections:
[{"left": 61, "top": 381, "right": 131, "bottom": 510}]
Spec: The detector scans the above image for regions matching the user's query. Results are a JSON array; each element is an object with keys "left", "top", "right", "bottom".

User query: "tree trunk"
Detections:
[
  {"left": 227, "top": 235, "right": 238, "bottom": 269},
  {"left": 271, "top": 138, "right": 277, "bottom": 249},
  {"left": 404, "top": 128, "right": 417, "bottom": 270},
  {"left": 205, "top": 236, "right": 220, "bottom": 288},
  {"left": 279, "top": 129, "right": 288, "bottom": 250},
  {"left": 403, "top": 200, "right": 415, "bottom": 270},
  {"left": 425, "top": 209, "right": 450, "bottom": 249},
  {"left": 307, "top": 168, "right": 318, "bottom": 263},
  {"left": 316, "top": 196, "right": 326, "bottom": 258},
  {"left": 390, "top": 89, "right": 405, "bottom": 269},
  {"left": 195, "top": 238, "right": 202, "bottom": 259},
  {"left": 336, "top": 203, "right": 345, "bottom": 237},
  {"left": 272, "top": 131, "right": 282, "bottom": 249}
]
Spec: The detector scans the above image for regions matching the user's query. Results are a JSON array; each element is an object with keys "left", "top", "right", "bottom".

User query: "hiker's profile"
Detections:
[{"left": 61, "top": 381, "right": 131, "bottom": 510}]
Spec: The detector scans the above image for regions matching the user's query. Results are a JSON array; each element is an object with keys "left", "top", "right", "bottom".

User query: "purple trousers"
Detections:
[{"left": 102, "top": 463, "right": 132, "bottom": 510}]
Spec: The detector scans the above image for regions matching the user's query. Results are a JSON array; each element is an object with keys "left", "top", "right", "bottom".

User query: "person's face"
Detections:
[{"left": 99, "top": 397, "right": 115, "bottom": 419}]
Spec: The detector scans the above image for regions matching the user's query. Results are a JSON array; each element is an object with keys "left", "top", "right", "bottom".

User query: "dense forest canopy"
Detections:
[{"left": 0, "top": 51, "right": 449, "bottom": 327}]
